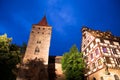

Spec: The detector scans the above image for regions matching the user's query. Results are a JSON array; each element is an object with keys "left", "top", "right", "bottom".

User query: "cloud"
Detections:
[{"left": 46, "top": 0, "right": 76, "bottom": 36}]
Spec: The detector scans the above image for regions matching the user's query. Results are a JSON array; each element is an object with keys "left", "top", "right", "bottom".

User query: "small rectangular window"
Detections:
[
  {"left": 91, "top": 53, "right": 93, "bottom": 60},
  {"left": 102, "top": 47, "right": 108, "bottom": 53},
  {"left": 105, "top": 57, "right": 111, "bottom": 64}
]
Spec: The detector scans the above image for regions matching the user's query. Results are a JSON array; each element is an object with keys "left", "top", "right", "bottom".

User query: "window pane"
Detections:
[
  {"left": 95, "top": 49, "right": 99, "bottom": 55},
  {"left": 102, "top": 47, "right": 108, "bottom": 53},
  {"left": 91, "top": 54, "right": 93, "bottom": 60}
]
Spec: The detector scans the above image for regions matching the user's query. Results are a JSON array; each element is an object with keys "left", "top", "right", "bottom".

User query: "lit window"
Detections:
[
  {"left": 91, "top": 54, "right": 93, "bottom": 60},
  {"left": 102, "top": 47, "right": 108, "bottom": 53},
  {"left": 105, "top": 57, "right": 111, "bottom": 64},
  {"left": 98, "top": 59, "right": 102, "bottom": 66},
  {"left": 95, "top": 49, "right": 99, "bottom": 55}
]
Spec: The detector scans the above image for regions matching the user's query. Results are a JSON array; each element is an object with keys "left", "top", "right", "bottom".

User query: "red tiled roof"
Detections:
[{"left": 38, "top": 15, "right": 49, "bottom": 26}]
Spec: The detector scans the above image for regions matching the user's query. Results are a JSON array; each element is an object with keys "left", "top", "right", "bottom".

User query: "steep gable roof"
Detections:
[{"left": 38, "top": 15, "right": 49, "bottom": 26}]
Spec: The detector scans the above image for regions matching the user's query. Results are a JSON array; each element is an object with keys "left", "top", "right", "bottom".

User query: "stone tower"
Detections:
[
  {"left": 16, "top": 16, "right": 52, "bottom": 80},
  {"left": 23, "top": 15, "right": 52, "bottom": 65}
]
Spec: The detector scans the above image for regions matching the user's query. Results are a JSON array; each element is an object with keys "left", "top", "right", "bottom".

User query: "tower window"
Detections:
[
  {"left": 37, "top": 41, "right": 41, "bottom": 44},
  {"left": 43, "top": 28, "right": 45, "bottom": 30},
  {"left": 32, "top": 31, "right": 34, "bottom": 33},
  {"left": 34, "top": 46, "right": 40, "bottom": 54}
]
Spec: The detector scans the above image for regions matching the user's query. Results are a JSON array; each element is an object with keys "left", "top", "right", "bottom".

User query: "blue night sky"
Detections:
[{"left": 0, "top": 0, "right": 120, "bottom": 55}]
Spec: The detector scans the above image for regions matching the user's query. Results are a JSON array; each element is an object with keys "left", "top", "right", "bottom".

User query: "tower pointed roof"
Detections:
[{"left": 38, "top": 15, "right": 49, "bottom": 26}]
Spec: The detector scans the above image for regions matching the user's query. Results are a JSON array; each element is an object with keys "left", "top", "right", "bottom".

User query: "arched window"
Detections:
[
  {"left": 34, "top": 46, "right": 40, "bottom": 54},
  {"left": 114, "top": 74, "right": 119, "bottom": 80}
]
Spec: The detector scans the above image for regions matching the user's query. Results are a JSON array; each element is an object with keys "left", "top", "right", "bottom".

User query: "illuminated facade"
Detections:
[
  {"left": 81, "top": 27, "right": 120, "bottom": 80},
  {"left": 17, "top": 16, "right": 64, "bottom": 80}
]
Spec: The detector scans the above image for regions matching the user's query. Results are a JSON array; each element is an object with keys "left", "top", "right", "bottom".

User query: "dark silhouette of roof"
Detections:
[{"left": 38, "top": 15, "right": 49, "bottom": 26}]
